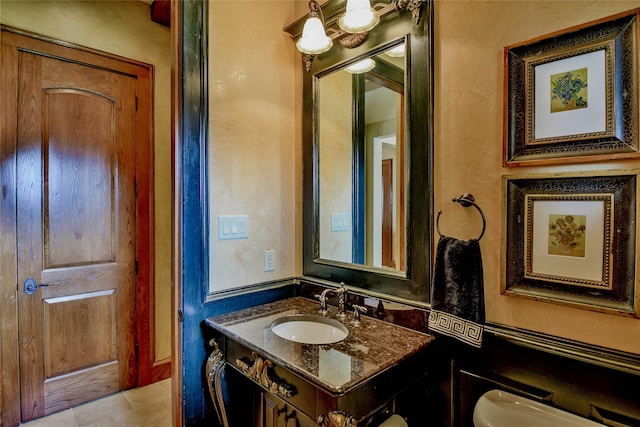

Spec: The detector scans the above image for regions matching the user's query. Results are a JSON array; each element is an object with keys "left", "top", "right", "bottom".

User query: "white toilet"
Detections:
[{"left": 473, "top": 389, "right": 602, "bottom": 426}]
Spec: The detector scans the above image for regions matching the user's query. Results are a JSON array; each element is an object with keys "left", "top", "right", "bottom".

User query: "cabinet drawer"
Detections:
[{"left": 225, "top": 336, "right": 319, "bottom": 418}]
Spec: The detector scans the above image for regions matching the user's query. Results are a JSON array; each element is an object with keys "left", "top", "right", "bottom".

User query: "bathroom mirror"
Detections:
[
  {"left": 318, "top": 43, "right": 406, "bottom": 273},
  {"left": 290, "top": 1, "right": 434, "bottom": 303}
]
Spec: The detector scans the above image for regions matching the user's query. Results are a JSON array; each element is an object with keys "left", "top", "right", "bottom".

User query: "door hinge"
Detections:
[
  {"left": 135, "top": 260, "right": 139, "bottom": 276},
  {"left": 135, "top": 96, "right": 139, "bottom": 111},
  {"left": 135, "top": 180, "right": 138, "bottom": 197},
  {"left": 178, "top": 309, "right": 184, "bottom": 323}
]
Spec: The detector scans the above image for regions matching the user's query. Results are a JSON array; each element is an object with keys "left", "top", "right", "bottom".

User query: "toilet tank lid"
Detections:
[{"left": 472, "top": 389, "right": 602, "bottom": 427}]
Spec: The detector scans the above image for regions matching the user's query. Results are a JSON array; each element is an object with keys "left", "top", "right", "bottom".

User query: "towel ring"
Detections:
[{"left": 436, "top": 193, "right": 486, "bottom": 241}]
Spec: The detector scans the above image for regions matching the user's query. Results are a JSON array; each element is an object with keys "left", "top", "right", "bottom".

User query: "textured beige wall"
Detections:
[
  {"left": 208, "top": 1, "right": 298, "bottom": 291},
  {"left": 435, "top": 0, "right": 640, "bottom": 354},
  {"left": 0, "top": 0, "right": 173, "bottom": 360},
  {"left": 319, "top": 70, "right": 353, "bottom": 263}
]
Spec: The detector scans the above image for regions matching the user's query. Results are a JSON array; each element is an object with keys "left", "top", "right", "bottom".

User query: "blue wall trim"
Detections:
[
  {"left": 177, "top": 3, "right": 297, "bottom": 424},
  {"left": 202, "top": 285, "right": 295, "bottom": 319},
  {"left": 178, "top": 0, "right": 209, "bottom": 425}
]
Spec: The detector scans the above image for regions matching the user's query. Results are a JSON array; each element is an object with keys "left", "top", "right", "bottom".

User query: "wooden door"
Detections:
[
  {"left": 16, "top": 50, "right": 138, "bottom": 420},
  {"left": 382, "top": 159, "right": 395, "bottom": 268}
]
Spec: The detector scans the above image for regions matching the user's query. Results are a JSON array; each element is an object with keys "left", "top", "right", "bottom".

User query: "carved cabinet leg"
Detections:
[
  {"left": 206, "top": 338, "right": 230, "bottom": 427},
  {"left": 317, "top": 411, "right": 357, "bottom": 427}
]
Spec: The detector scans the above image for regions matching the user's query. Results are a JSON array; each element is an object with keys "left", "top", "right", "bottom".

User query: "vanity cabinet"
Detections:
[
  {"left": 262, "top": 392, "right": 316, "bottom": 427},
  {"left": 205, "top": 297, "right": 438, "bottom": 426}
]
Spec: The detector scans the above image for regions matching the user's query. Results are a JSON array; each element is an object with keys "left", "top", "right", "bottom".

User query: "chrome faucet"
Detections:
[
  {"left": 315, "top": 288, "right": 335, "bottom": 315},
  {"left": 314, "top": 283, "right": 348, "bottom": 317}
]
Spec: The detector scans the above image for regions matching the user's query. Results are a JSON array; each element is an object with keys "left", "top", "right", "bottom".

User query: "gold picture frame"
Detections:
[{"left": 523, "top": 194, "right": 613, "bottom": 289}]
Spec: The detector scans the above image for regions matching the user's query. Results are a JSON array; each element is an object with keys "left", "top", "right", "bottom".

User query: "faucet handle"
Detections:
[{"left": 351, "top": 304, "right": 367, "bottom": 325}]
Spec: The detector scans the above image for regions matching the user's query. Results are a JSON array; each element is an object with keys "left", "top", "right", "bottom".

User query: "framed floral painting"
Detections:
[
  {"left": 523, "top": 194, "right": 613, "bottom": 289},
  {"left": 503, "top": 9, "right": 640, "bottom": 166},
  {"left": 502, "top": 170, "right": 639, "bottom": 317}
]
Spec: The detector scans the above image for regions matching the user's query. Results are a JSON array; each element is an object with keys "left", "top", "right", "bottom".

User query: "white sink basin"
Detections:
[{"left": 271, "top": 314, "right": 348, "bottom": 344}]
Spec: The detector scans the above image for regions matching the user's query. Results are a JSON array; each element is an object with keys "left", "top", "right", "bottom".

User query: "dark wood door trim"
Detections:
[
  {"left": 382, "top": 158, "right": 394, "bottom": 268},
  {"left": 131, "top": 43, "right": 171, "bottom": 388},
  {"left": 0, "top": 28, "right": 21, "bottom": 427},
  {"left": 0, "top": 26, "right": 162, "bottom": 425}
]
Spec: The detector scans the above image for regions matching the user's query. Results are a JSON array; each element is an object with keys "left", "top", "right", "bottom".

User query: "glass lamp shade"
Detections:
[
  {"left": 296, "top": 15, "right": 333, "bottom": 55},
  {"left": 384, "top": 43, "right": 405, "bottom": 58},
  {"left": 344, "top": 58, "right": 376, "bottom": 74},
  {"left": 338, "top": 0, "right": 380, "bottom": 33}
]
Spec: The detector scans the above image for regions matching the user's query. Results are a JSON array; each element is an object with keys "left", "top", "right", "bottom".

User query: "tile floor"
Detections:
[{"left": 20, "top": 378, "right": 172, "bottom": 427}]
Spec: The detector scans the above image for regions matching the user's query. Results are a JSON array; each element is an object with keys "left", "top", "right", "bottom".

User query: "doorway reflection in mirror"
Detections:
[{"left": 318, "top": 43, "right": 406, "bottom": 273}]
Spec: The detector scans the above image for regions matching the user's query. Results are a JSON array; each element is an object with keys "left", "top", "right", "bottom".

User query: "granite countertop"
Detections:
[{"left": 205, "top": 297, "right": 435, "bottom": 394}]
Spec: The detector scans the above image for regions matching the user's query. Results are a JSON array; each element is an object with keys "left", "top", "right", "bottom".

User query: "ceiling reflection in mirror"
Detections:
[{"left": 317, "top": 42, "right": 406, "bottom": 275}]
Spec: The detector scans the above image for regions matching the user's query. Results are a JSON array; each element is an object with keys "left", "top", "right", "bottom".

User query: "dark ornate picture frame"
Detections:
[
  {"left": 503, "top": 9, "right": 640, "bottom": 166},
  {"left": 502, "top": 170, "right": 638, "bottom": 317}
]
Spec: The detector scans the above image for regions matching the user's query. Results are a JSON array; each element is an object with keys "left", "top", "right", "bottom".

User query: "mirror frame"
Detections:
[{"left": 293, "top": 1, "right": 434, "bottom": 304}]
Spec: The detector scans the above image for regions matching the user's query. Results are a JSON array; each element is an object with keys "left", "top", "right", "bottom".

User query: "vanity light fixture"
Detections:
[
  {"left": 296, "top": 0, "right": 333, "bottom": 55},
  {"left": 289, "top": 0, "right": 427, "bottom": 72},
  {"left": 344, "top": 58, "right": 376, "bottom": 74},
  {"left": 338, "top": 0, "right": 380, "bottom": 34}
]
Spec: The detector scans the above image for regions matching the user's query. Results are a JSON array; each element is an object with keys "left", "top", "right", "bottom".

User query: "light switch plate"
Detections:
[
  {"left": 218, "top": 215, "right": 248, "bottom": 240},
  {"left": 331, "top": 213, "right": 349, "bottom": 232}
]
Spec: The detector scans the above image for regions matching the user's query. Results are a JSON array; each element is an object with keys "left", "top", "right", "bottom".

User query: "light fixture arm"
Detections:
[
  {"left": 302, "top": 0, "right": 326, "bottom": 73},
  {"left": 297, "top": 0, "right": 334, "bottom": 71},
  {"left": 300, "top": 0, "right": 324, "bottom": 73},
  {"left": 393, "top": 0, "right": 428, "bottom": 25},
  {"left": 308, "top": 0, "right": 325, "bottom": 25}
]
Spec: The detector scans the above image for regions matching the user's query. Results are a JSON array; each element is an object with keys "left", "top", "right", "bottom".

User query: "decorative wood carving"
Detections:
[
  {"left": 206, "top": 339, "right": 230, "bottom": 427},
  {"left": 393, "top": 0, "right": 428, "bottom": 25},
  {"left": 303, "top": 54, "right": 314, "bottom": 73},
  {"left": 236, "top": 353, "right": 296, "bottom": 398},
  {"left": 338, "top": 32, "right": 368, "bottom": 48},
  {"left": 317, "top": 411, "right": 357, "bottom": 427}
]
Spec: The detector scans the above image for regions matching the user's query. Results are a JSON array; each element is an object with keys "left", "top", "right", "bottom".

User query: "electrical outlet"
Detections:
[{"left": 264, "top": 249, "right": 275, "bottom": 272}]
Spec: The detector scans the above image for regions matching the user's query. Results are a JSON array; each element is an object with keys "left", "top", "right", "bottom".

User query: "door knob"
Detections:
[{"left": 23, "top": 277, "right": 49, "bottom": 296}]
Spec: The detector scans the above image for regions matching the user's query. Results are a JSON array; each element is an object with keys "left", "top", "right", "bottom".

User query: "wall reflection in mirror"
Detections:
[{"left": 317, "top": 42, "right": 406, "bottom": 274}]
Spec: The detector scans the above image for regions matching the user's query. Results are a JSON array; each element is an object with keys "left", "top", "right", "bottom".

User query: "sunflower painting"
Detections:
[{"left": 548, "top": 214, "right": 586, "bottom": 257}]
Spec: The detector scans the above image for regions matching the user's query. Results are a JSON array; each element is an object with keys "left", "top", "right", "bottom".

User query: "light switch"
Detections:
[
  {"left": 331, "top": 213, "right": 349, "bottom": 232},
  {"left": 218, "top": 215, "right": 248, "bottom": 240}
]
